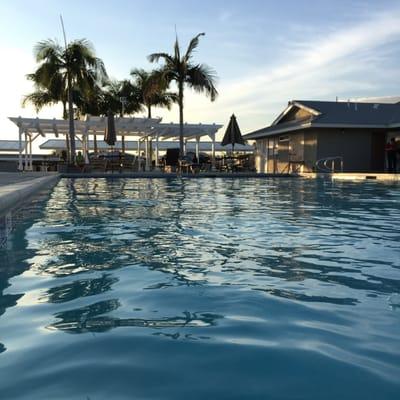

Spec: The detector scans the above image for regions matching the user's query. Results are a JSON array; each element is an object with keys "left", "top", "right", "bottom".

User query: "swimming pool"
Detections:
[{"left": 0, "top": 178, "right": 399, "bottom": 399}]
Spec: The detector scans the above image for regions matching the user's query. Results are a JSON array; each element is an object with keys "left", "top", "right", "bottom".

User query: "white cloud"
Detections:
[
  {"left": 180, "top": 9, "right": 400, "bottom": 135},
  {"left": 3, "top": 8, "right": 400, "bottom": 147},
  {"left": 218, "top": 10, "right": 233, "bottom": 23}
]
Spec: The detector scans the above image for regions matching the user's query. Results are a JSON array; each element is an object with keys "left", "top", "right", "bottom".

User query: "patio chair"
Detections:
[
  {"left": 119, "top": 155, "right": 136, "bottom": 172},
  {"left": 89, "top": 157, "right": 107, "bottom": 172}
]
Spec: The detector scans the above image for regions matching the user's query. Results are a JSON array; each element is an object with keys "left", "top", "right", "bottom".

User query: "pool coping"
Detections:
[
  {"left": 0, "top": 173, "right": 60, "bottom": 217},
  {"left": 61, "top": 172, "right": 295, "bottom": 178},
  {"left": 300, "top": 172, "right": 400, "bottom": 181}
]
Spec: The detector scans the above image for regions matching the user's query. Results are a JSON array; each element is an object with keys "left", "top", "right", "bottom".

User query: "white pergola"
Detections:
[{"left": 9, "top": 116, "right": 223, "bottom": 171}]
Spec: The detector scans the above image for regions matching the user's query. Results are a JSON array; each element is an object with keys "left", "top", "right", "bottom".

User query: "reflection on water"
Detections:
[
  {"left": 13, "top": 178, "right": 400, "bottom": 302},
  {"left": 0, "top": 343, "right": 5, "bottom": 354},
  {"left": 49, "top": 305, "right": 222, "bottom": 334},
  {"left": 0, "top": 178, "right": 400, "bottom": 399},
  {"left": 41, "top": 274, "right": 118, "bottom": 304}
]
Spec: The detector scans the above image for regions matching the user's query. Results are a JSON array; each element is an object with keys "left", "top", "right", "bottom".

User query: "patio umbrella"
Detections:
[
  {"left": 104, "top": 110, "right": 116, "bottom": 146},
  {"left": 221, "top": 114, "right": 245, "bottom": 152}
]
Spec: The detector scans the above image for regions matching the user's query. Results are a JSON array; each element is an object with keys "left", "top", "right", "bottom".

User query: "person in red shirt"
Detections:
[{"left": 385, "top": 138, "right": 397, "bottom": 173}]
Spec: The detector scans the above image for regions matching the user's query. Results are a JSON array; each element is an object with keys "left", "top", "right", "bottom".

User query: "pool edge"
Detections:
[{"left": 0, "top": 174, "right": 60, "bottom": 217}]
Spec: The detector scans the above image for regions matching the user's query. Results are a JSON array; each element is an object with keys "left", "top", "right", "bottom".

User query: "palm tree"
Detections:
[
  {"left": 130, "top": 68, "right": 177, "bottom": 118},
  {"left": 23, "top": 69, "right": 68, "bottom": 118},
  {"left": 79, "top": 79, "right": 142, "bottom": 117},
  {"left": 104, "top": 80, "right": 143, "bottom": 117},
  {"left": 24, "top": 39, "right": 107, "bottom": 163},
  {"left": 148, "top": 33, "right": 218, "bottom": 157}
]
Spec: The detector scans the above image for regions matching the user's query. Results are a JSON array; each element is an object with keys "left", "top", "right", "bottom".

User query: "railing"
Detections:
[{"left": 315, "top": 156, "right": 343, "bottom": 173}]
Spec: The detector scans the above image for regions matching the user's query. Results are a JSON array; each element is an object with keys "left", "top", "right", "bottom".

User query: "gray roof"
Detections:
[
  {"left": 0, "top": 154, "right": 59, "bottom": 161},
  {"left": 0, "top": 140, "right": 26, "bottom": 152},
  {"left": 244, "top": 100, "right": 400, "bottom": 139},
  {"left": 298, "top": 100, "right": 400, "bottom": 125}
]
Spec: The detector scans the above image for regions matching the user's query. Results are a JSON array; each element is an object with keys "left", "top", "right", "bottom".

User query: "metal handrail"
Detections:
[{"left": 315, "top": 156, "right": 343, "bottom": 173}]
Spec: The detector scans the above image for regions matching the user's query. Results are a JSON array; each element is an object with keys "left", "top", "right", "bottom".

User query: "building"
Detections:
[{"left": 244, "top": 100, "right": 400, "bottom": 173}]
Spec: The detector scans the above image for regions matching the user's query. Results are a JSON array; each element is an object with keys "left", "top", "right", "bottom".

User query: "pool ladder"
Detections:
[{"left": 315, "top": 156, "right": 343, "bottom": 173}]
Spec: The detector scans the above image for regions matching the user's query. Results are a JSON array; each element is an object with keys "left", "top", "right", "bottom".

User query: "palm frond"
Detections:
[
  {"left": 186, "top": 63, "right": 218, "bottom": 101},
  {"left": 34, "top": 39, "right": 63, "bottom": 63},
  {"left": 148, "top": 52, "right": 174, "bottom": 64},
  {"left": 22, "top": 91, "right": 56, "bottom": 111},
  {"left": 184, "top": 33, "right": 205, "bottom": 61},
  {"left": 174, "top": 36, "right": 180, "bottom": 61}
]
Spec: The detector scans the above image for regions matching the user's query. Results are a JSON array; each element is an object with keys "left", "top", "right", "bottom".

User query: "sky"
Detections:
[{"left": 1, "top": 0, "right": 400, "bottom": 147}]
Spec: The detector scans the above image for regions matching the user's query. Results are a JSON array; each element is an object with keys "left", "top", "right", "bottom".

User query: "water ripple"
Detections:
[{"left": 0, "top": 178, "right": 400, "bottom": 399}]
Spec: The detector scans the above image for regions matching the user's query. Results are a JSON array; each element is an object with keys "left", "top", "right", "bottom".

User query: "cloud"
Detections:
[
  {"left": 218, "top": 10, "right": 233, "bottom": 23},
  {"left": 3, "top": 7, "right": 400, "bottom": 146},
  {"left": 353, "top": 95, "right": 400, "bottom": 103},
  {"left": 178, "top": 8, "right": 400, "bottom": 134},
  {"left": 0, "top": 46, "right": 63, "bottom": 150}
]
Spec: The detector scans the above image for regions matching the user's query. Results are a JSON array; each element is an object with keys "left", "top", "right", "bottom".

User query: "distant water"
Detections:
[{"left": 0, "top": 178, "right": 399, "bottom": 400}]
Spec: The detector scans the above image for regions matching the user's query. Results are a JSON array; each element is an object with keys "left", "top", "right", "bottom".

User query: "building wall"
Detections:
[
  {"left": 303, "top": 131, "right": 317, "bottom": 172},
  {"left": 254, "top": 132, "right": 316, "bottom": 173},
  {"left": 254, "top": 139, "right": 268, "bottom": 173},
  {"left": 0, "top": 161, "right": 18, "bottom": 172},
  {"left": 253, "top": 128, "right": 387, "bottom": 173},
  {"left": 316, "top": 128, "right": 375, "bottom": 172}
]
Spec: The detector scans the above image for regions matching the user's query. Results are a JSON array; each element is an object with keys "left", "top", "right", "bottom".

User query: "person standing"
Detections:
[{"left": 386, "top": 138, "right": 397, "bottom": 173}]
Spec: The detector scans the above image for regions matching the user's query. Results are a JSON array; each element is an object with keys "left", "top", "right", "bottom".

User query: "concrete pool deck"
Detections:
[
  {"left": 300, "top": 172, "right": 400, "bottom": 181},
  {"left": 0, "top": 172, "right": 60, "bottom": 216}
]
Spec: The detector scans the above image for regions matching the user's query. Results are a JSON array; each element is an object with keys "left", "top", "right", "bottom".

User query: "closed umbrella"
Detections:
[
  {"left": 104, "top": 110, "right": 116, "bottom": 146},
  {"left": 221, "top": 114, "right": 245, "bottom": 153}
]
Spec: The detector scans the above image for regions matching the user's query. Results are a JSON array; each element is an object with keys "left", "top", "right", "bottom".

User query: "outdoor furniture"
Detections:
[
  {"left": 104, "top": 154, "right": 136, "bottom": 173},
  {"left": 105, "top": 158, "right": 119, "bottom": 172},
  {"left": 289, "top": 160, "right": 305, "bottom": 174},
  {"left": 179, "top": 158, "right": 194, "bottom": 174},
  {"left": 165, "top": 149, "right": 180, "bottom": 172},
  {"left": 89, "top": 157, "right": 107, "bottom": 172}
]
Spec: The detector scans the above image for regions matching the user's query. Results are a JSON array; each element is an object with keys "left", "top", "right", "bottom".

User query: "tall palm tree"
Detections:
[
  {"left": 148, "top": 33, "right": 218, "bottom": 157},
  {"left": 130, "top": 68, "right": 177, "bottom": 118},
  {"left": 24, "top": 39, "right": 107, "bottom": 163}
]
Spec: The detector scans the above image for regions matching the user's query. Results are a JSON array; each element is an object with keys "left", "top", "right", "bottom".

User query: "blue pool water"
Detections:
[{"left": 0, "top": 178, "right": 399, "bottom": 399}]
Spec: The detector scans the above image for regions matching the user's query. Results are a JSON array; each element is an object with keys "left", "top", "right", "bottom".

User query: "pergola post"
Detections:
[
  {"left": 18, "top": 123, "right": 23, "bottom": 171},
  {"left": 28, "top": 134, "right": 33, "bottom": 171},
  {"left": 155, "top": 134, "right": 159, "bottom": 168},
  {"left": 93, "top": 132, "right": 98, "bottom": 154},
  {"left": 195, "top": 136, "right": 200, "bottom": 163},
  {"left": 145, "top": 137, "right": 150, "bottom": 171},
  {"left": 24, "top": 131, "right": 29, "bottom": 171},
  {"left": 83, "top": 129, "right": 89, "bottom": 164},
  {"left": 137, "top": 139, "right": 141, "bottom": 171},
  {"left": 211, "top": 133, "right": 216, "bottom": 170},
  {"left": 121, "top": 134, "right": 125, "bottom": 155}
]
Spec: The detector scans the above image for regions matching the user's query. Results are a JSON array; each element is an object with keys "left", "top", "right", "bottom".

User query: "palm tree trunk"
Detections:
[
  {"left": 67, "top": 72, "right": 76, "bottom": 164},
  {"left": 62, "top": 101, "right": 67, "bottom": 120},
  {"left": 178, "top": 80, "right": 184, "bottom": 159},
  {"left": 147, "top": 105, "right": 152, "bottom": 119}
]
